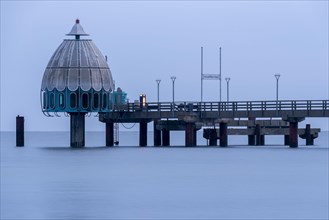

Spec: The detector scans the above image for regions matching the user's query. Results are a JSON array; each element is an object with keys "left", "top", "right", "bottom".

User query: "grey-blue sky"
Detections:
[{"left": 1, "top": 1, "right": 328, "bottom": 131}]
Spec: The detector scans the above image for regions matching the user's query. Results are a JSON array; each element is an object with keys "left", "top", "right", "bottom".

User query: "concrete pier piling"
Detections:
[
  {"left": 289, "top": 122, "right": 298, "bottom": 148},
  {"left": 16, "top": 115, "right": 24, "bottom": 147},
  {"left": 185, "top": 123, "right": 196, "bottom": 147},
  {"left": 305, "top": 124, "right": 313, "bottom": 145},
  {"left": 248, "top": 117, "right": 256, "bottom": 146},
  {"left": 162, "top": 129, "right": 170, "bottom": 146},
  {"left": 154, "top": 120, "right": 161, "bottom": 146},
  {"left": 284, "top": 135, "right": 290, "bottom": 145},
  {"left": 284, "top": 117, "right": 304, "bottom": 148},
  {"left": 219, "top": 122, "right": 228, "bottom": 147},
  {"left": 70, "top": 113, "right": 85, "bottom": 148},
  {"left": 248, "top": 135, "right": 256, "bottom": 146},
  {"left": 208, "top": 129, "right": 218, "bottom": 146},
  {"left": 106, "top": 122, "right": 114, "bottom": 147},
  {"left": 298, "top": 124, "right": 318, "bottom": 145},
  {"left": 139, "top": 121, "right": 148, "bottom": 147},
  {"left": 255, "top": 124, "right": 262, "bottom": 146},
  {"left": 260, "top": 134, "right": 265, "bottom": 145}
]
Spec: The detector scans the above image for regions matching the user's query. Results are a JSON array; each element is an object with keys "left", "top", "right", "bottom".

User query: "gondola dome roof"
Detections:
[{"left": 41, "top": 19, "right": 114, "bottom": 92}]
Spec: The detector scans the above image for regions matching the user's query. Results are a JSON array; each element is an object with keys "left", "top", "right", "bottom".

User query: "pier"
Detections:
[
  {"left": 99, "top": 100, "right": 328, "bottom": 148},
  {"left": 40, "top": 20, "right": 328, "bottom": 148}
]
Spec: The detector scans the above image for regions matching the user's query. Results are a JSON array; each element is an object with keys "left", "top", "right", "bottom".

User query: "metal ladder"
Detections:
[{"left": 114, "top": 123, "right": 119, "bottom": 145}]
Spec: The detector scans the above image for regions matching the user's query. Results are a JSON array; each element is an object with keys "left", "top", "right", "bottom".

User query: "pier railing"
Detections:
[
  {"left": 114, "top": 100, "right": 327, "bottom": 112},
  {"left": 105, "top": 100, "right": 329, "bottom": 120}
]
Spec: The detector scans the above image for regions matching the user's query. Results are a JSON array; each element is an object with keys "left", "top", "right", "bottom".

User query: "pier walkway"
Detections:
[{"left": 99, "top": 100, "right": 329, "bottom": 148}]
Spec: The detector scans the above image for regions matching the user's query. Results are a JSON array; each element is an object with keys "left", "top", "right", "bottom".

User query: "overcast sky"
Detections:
[{"left": 1, "top": 1, "right": 328, "bottom": 131}]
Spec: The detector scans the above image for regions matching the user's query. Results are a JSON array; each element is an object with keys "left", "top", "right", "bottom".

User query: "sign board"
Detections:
[{"left": 202, "top": 74, "right": 220, "bottom": 80}]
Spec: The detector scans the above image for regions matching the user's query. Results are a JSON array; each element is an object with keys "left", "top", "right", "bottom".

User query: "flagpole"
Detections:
[
  {"left": 219, "top": 47, "right": 222, "bottom": 102},
  {"left": 201, "top": 46, "right": 203, "bottom": 103}
]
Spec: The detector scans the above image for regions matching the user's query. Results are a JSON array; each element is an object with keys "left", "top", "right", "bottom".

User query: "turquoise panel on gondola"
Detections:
[{"left": 41, "top": 88, "right": 112, "bottom": 113}]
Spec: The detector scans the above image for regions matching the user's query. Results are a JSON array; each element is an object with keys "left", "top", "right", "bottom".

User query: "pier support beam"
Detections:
[
  {"left": 16, "top": 115, "right": 24, "bottom": 147},
  {"left": 70, "top": 113, "right": 85, "bottom": 148},
  {"left": 305, "top": 124, "right": 313, "bottom": 145},
  {"left": 255, "top": 124, "right": 262, "bottom": 146},
  {"left": 283, "top": 117, "right": 304, "bottom": 148},
  {"left": 219, "top": 122, "right": 228, "bottom": 147},
  {"left": 139, "top": 121, "right": 148, "bottom": 147},
  {"left": 260, "top": 135, "right": 265, "bottom": 145},
  {"left": 154, "top": 120, "right": 161, "bottom": 146},
  {"left": 106, "top": 122, "right": 114, "bottom": 147},
  {"left": 248, "top": 117, "right": 255, "bottom": 146},
  {"left": 162, "top": 129, "right": 170, "bottom": 146},
  {"left": 248, "top": 135, "right": 255, "bottom": 146},
  {"left": 284, "top": 135, "right": 290, "bottom": 145},
  {"left": 209, "top": 129, "right": 218, "bottom": 146},
  {"left": 185, "top": 123, "right": 196, "bottom": 147},
  {"left": 289, "top": 122, "right": 298, "bottom": 148}
]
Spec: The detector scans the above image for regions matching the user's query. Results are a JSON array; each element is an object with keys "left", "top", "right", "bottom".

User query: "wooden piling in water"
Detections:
[
  {"left": 154, "top": 120, "right": 161, "bottom": 146},
  {"left": 305, "top": 124, "right": 312, "bottom": 146},
  {"left": 260, "top": 134, "right": 265, "bottom": 145},
  {"left": 162, "top": 129, "right": 170, "bottom": 146},
  {"left": 284, "top": 135, "right": 289, "bottom": 145},
  {"left": 209, "top": 129, "right": 218, "bottom": 146},
  {"left": 248, "top": 135, "right": 255, "bottom": 146},
  {"left": 185, "top": 123, "right": 196, "bottom": 147},
  {"left": 139, "top": 121, "right": 147, "bottom": 147},
  {"left": 219, "top": 122, "right": 228, "bottom": 147},
  {"left": 289, "top": 122, "right": 298, "bottom": 148},
  {"left": 255, "top": 124, "right": 261, "bottom": 146},
  {"left": 16, "top": 115, "right": 24, "bottom": 147},
  {"left": 248, "top": 117, "right": 255, "bottom": 146}
]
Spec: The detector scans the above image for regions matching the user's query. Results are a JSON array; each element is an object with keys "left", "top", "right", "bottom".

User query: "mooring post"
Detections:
[
  {"left": 162, "top": 129, "right": 170, "bottom": 146},
  {"left": 70, "top": 113, "right": 85, "bottom": 148},
  {"left": 185, "top": 123, "right": 196, "bottom": 147},
  {"left": 219, "top": 122, "right": 228, "bottom": 147},
  {"left": 289, "top": 121, "right": 298, "bottom": 148},
  {"left": 209, "top": 129, "right": 218, "bottom": 146},
  {"left": 16, "top": 115, "right": 24, "bottom": 147},
  {"left": 154, "top": 120, "right": 161, "bottom": 146},
  {"left": 106, "top": 122, "right": 114, "bottom": 147},
  {"left": 139, "top": 121, "right": 147, "bottom": 147},
  {"left": 305, "top": 124, "right": 312, "bottom": 146},
  {"left": 255, "top": 124, "right": 262, "bottom": 146}
]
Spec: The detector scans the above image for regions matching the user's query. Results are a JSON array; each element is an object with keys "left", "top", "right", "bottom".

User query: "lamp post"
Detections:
[
  {"left": 274, "top": 74, "right": 280, "bottom": 102},
  {"left": 274, "top": 74, "right": 281, "bottom": 116},
  {"left": 171, "top": 76, "right": 176, "bottom": 104},
  {"left": 156, "top": 79, "right": 161, "bottom": 103},
  {"left": 225, "top": 77, "right": 231, "bottom": 102}
]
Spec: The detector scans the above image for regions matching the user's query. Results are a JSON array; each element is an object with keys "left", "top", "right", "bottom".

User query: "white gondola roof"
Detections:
[{"left": 41, "top": 20, "right": 114, "bottom": 92}]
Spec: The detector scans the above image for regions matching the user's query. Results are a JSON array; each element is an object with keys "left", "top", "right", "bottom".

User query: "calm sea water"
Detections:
[{"left": 1, "top": 131, "right": 328, "bottom": 219}]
